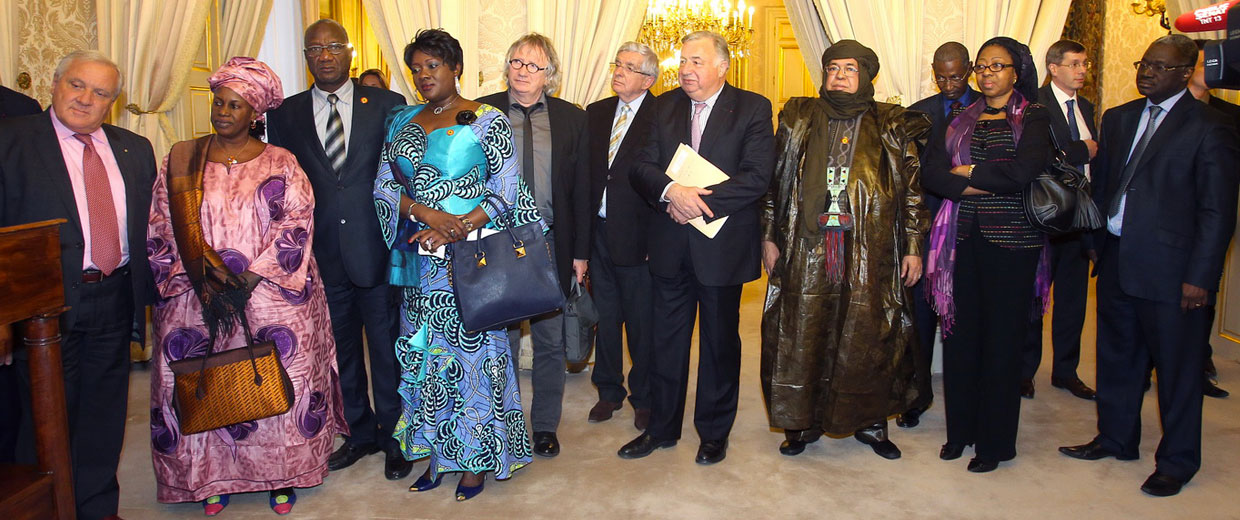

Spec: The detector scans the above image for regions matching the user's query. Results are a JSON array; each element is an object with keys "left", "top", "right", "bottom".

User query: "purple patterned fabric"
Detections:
[
  {"left": 275, "top": 228, "right": 307, "bottom": 274},
  {"left": 163, "top": 328, "right": 209, "bottom": 361},
  {"left": 296, "top": 390, "right": 327, "bottom": 438},
  {"left": 279, "top": 276, "right": 312, "bottom": 305},
  {"left": 151, "top": 407, "right": 179, "bottom": 454},
  {"left": 224, "top": 421, "right": 258, "bottom": 441},
  {"left": 255, "top": 324, "right": 298, "bottom": 361},
  {"left": 147, "top": 235, "right": 176, "bottom": 285},
  {"left": 217, "top": 248, "right": 250, "bottom": 275},
  {"left": 257, "top": 177, "right": 287, "bottom": 222}
]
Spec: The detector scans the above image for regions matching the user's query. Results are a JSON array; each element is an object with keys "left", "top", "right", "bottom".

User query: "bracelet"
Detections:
[
  {"left": 965, "top": 164, "right": 975, "bottom": 182},
  {"left": 406, "top": 201, "right": 418, "bottom": 222}
]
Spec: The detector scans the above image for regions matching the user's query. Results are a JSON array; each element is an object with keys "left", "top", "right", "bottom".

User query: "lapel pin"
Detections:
[
  {"left": 446, "top": 129, "right": 455, "bottom": 136},
  {"left": 360, "top": 97, "right": 369, "bottom": 104}
]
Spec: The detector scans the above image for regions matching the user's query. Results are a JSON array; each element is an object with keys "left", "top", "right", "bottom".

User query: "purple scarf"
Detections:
[{"left": 925, "top": 90, "right": 1051, "bottom": 333}]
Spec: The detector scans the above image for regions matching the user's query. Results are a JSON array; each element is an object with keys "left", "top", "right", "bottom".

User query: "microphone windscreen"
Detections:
[{"left": 1174, "top": 0, "right": 1239, "bottom": 32}]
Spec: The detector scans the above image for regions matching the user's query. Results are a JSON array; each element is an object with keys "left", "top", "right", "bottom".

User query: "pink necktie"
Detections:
[
  {"left": 74, "top": 133, "right": 121, "bottom": 274},
  {"left": 691, "top": 101, "right": 707, "bottom": 152}
]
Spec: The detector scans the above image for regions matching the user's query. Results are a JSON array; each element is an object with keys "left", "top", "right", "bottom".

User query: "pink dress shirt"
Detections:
[{"left": 49, "top": 108, "right": 130, "bottom": 270}]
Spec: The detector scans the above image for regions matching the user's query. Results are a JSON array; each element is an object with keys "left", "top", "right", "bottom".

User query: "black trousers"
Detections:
[
  {"left": 589, "top": 219, "right": 654, "bottom": 409},
  {"left": 1095, "top": 235, "right": 1205, "bottom": 482},
  {"left": 910, "top": 245, "right": 939, "bottom": 410},
  {"left": 942, "top": 234, "right": 1040, "bottom": 462},
  {"left": 647, "top": 259, "right": 743, "bottom": 443},
  {"left": 1022, "top": 233, "right": 1089, "bottom": 380},
  {"left": 16, "top": 269, "right": 133, "bottom": 520},
  {"left": 323, "top": 280, "right": 400, "bottom": 452}
]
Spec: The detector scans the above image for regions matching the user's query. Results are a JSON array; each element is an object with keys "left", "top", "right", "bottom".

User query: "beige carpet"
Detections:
[{"left": 116, "top": 277, "right": 1240, "bottom": 519}]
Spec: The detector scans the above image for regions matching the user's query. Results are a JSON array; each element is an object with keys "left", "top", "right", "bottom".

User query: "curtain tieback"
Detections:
[{"left": 125, "top": 103, "right": 159, "bottom": 115}]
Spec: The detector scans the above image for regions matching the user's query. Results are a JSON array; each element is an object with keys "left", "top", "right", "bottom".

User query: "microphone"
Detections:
[{"left": 1174, "top": 0, "right": 1240, "bottom": 32}]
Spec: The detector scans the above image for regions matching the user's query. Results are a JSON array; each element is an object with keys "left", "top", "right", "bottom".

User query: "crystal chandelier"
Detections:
[{"left": 639, "top": 0, "right": 756, "bottom": 87}]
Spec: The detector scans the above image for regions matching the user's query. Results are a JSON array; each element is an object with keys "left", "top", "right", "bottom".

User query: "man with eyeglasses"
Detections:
[
  {"left": 478, "top": 33, "right": 590, "bottom": 459},
  {"left": 265, "top": 18, "right": 409, "bottom": 480},
  {"left": 584, "top": 42, "right": 659, "bottom": 429},
  {"left": 902, "top": 41, "right": 979, "bottom": 429},
  {"left": 1061, "top": 34, "right": 1240, "bottom": 498},
  {"left": 1020, "top": 39, "right": 1098, "bottom": 403}
]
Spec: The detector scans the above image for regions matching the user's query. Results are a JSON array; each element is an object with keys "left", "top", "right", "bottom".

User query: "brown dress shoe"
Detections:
[
  {"left": 588, "top": 400, "right": 623, "bottom": 422},
  {"left": 633, "top": 408, "right": 651, "bottom": 431}
]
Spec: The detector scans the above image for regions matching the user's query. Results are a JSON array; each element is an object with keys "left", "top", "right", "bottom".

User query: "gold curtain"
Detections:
[
  {"left": 220, "top": 0, "right": 275, "bottom": 60},
  {"left": 526, "top": 0, "right": 646, "bottom": 106}
]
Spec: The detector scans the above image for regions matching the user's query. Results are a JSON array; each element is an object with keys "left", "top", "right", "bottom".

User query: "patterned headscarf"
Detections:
[{"left": 207, "top": 57, "right": 284, "bottom": 120}]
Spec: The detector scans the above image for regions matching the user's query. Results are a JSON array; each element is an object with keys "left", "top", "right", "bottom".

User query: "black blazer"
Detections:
[
  {"left": 1036, "top": 84, "right": 1097, "bottom": 167},
  {"left": 1091, "top": 93, "right": 1240, "bottom": 304},
  {"left": 908, "top": 87, "right": 979, "bottom": 218},
  {"left": 630, "top": 83, "right": 774, "bottom": 287},
  {"left": 586, "top": 93, "right": 659, "bottom": 266},
  {"left": 0, "top": 86, "right": 40, "bottom": 119},
  {"left": 0, "top": 112, "right": 157, "bottom": 329},
  {"left": 266, "top": 81, "right": 405, "bottom": 288},
  {"left": 477, "top": 91, "right": 591, "bottom": 294}
]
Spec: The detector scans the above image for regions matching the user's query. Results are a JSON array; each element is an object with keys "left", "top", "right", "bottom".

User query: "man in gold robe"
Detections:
[{"left": 760, "top": 40, "right": 930, "bottom": 459}]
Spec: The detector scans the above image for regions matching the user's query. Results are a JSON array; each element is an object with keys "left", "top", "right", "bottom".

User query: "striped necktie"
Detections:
[
  {"left": 608, "top": 104, "right": 630, "bottom": 167},
  {"left": 325, "top": 93, "right": 345, "bottom": 174}
]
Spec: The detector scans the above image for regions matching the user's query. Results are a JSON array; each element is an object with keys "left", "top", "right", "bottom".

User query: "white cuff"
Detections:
[{"left": 659, "top": 182, "right": 677, "bottom": 203}]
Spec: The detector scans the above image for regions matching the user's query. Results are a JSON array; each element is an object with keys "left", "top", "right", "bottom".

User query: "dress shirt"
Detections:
[
  {"left": 941, "top": 89, "right": 974, "bottom": 118},
  {"left": 508, "top": 91, "right": 554, "bottom": 225},
  {"left": 1049, "top": 82, "right": 1092, "bottom": 178},
  {"left": 661, "top": 85, "right": 725, "bottom": 201},
  {"left": 49, "top": 108, "right": 129, "bottom": 270},
  {"left": 1108, "top": 88, "right": 1188, "bottom": 236},
  {"left": 600, "top": 90, "right": 649, "bottom": 218},
  {"left": 313, "top": 79, "right": 354, "bottom": 153}
]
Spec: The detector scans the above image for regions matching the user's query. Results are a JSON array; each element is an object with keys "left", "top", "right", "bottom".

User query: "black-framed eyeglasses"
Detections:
[
  {"left": 935, "top": 74, "right": 968, "bottom": 84},
  {"left": 509, "top": 58, "right": 548, "bottom": 74},
  {"left": 304, "top": 43, "right": 352, "bottom": 56},
  {"left": 610, "top": 61, "right": 654, "bottom": 77},
  {"left": 972, "top": 62, "right": 1016, "bottom": 74},
  {"left": 1133, "top": 60, "right": 1193, "bottom": 74}
]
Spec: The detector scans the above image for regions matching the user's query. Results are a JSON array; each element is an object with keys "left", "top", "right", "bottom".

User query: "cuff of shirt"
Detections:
[{"left": 660, "top": 182, "right": 677, "bottom": 203}]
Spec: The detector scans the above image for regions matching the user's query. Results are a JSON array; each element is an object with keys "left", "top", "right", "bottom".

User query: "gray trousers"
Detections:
[{"left": 507, "top": 235, "right": 567, "bottom": 433}]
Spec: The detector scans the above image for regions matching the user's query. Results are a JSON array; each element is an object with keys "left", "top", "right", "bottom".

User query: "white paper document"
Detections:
[
  {"left": 417, "top": 227, "right": 499, "bottom": 258},
  {"left": 665, "top": 143, "right": 729, "bottom": 238}
]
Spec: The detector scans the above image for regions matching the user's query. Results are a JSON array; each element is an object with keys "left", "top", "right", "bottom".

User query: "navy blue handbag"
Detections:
[{"left": 449, "top": 198, "right": 564, "bottom": 333}]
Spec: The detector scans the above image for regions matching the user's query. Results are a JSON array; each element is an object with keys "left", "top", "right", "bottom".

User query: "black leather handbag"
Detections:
[
  {"left": 1023, "top": 125, "right": 1104, "bottom": 235},
  {"left": 449, "top": 198, "right": 564, "bottom": 333}
]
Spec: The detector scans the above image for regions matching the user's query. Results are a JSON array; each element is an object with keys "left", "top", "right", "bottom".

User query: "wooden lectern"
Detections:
[{"left": 0, "top": 220, "right": 76, "bottom": 520}]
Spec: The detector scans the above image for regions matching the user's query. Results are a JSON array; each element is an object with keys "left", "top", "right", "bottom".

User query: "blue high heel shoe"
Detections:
[
  {"left": 455, "top": 473, "right": 486, "bottom": 501},
  {"left": 409, "top": 471, "right": 444, "bottom": 492}
]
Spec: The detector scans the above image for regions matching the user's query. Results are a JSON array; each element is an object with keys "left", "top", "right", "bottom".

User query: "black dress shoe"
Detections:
[
  {"left": 1205, "top": 358, "right": 1218, "bottom": 379},
  {"left": 1140, "top": 471, "right": 1185, "bottom": 497},
  {"left": 1204, "top": 379, "right": 1230, "bottom": 398},
  {"left": 1051, "top": 377, "right": 1096, "bottom": 400},
  {"left": 896, "top": 406, "right": 924, "bottom": 428},
  {"left": 779, "top": 439, "right": 808, "bottom": 456},
  {"left": 695, "top": 439, "right": 727, "bottom": 465},
  {"left": 1020, "top": 378, "right": 1035, "bottom": 399},
  {"left": 384, "top": 451, "right": 413, "bottom": 480},
  {"left": 327, "top": 442, "right": 379, "bottom": 471},
  {"left": 1059, "top": 439, "right": 1136, "bottom": 461},
  {"left": 533, "top": 431, "right": 560, "bottom": 457},
  {"left": 617, "top": 433, "right": 676, "bottom": 459},
  {"left": 854, "top": 429, "right": 901, "bottom": 460},
  {"left": 939, "top": 442, "right": 969, "bottom": 461},
  {"left": 967, "top": 457, "right": 998, "bottom": 473}
]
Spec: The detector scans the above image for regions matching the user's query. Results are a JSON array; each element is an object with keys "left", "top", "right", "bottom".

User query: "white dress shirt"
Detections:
[
  {"left": 1049, "top": 82, "right": 1092, "bottom": 179},
  {"left": 1107, "top": 88, "right": 1188, "bottom": 236},
  {"left": 600, "top": 90, "right": 649, "bottom": 218},
  {"left": 312, "top": 79, "right": 354, "bottom": 153},
  {"left": 661, "top": 86, "right": 724, "bottom": 201}
]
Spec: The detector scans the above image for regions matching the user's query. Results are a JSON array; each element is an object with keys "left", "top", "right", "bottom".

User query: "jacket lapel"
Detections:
[
  {"left": 696, "top": 83, "right": 737, "bottom": 158},
  {"left": 343, "top": 83, "right": 375, "bottom": 181},
  {"left": 1131, "top": 94, "right": 1195, "bottom": 173},
  {"left": 297, "top": 88, "right": 333, "bottom": 174},
  {"left": 102, "top": 125, "right": 147, "bottom": 245},
  {"left": 33, "top": 113, "right": 84, "bottom": 235},
  {"left": 612, "top": 95, "right": 655, "bottom": 168}
]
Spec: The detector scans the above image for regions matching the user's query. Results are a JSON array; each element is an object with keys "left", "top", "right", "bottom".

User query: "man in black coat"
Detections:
[
  {"left": 0, "top": 50, "right": 157, "bottom": 520},
  {"left": 584, "top": 42, "right": 660, "bottom": 429},
  {"left": 617, "top": 31, "right": 773, "bottom": 465},
  {"left": 1022, "top": 39, "right": 1099, "bottom": 401},
  {"left": 265, "top": 19, "right": 410, "bottom": 480},
  {"left": 0, "top": 84, "right": 40, "bottom": 119},
  {"left": 477, "top": 32, "right": 591, "bottom": 458},
  {"left": 1060, "top": 35, "right": 1240, "bottom": 498},
  {"left": 902, "top": 41, "right": 978, "bottom": 427}
]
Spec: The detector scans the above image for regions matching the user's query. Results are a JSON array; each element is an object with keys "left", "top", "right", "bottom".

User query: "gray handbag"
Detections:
[{"left": 563, "top": 278, "right": 598, "bottom": 368}]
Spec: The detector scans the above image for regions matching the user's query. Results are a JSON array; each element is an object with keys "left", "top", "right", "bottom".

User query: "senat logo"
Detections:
[{"left": 1196, "top": 3, "right": 1229, "bottom": 23}]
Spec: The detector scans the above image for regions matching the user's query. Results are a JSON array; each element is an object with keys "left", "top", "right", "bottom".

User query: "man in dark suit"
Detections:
[
  {"left": 1022, "top": 39, "right": 1098, "bottom": 401},
  {"left": 265, "top": 19, "right": 410, "bottom": 480},
  {"left": 1060, "top": 35, "right": 1240, "bottom": 497},
  {"left": 1187, "top": 39, "right": 1239, "bottom": 399},
  {"left": 0, "top": 50, "right": 157, "bottom": 520},
  {"left": 478, "top": 33, "right": 591, "bottom": 458},
  {"left": 584, "top": 42, "right": 659, "bottom": 429},
  {"left": 902, "top": 41, "right": 978, "bottom": 428},
  {"left": 617, "top": 31, "right": 773, "bottom": 465},
  {"left": 0, "top": 81, "right": 41, "bottom": 465}
]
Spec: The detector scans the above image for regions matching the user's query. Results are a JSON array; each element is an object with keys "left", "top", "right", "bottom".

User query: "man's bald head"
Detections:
[
  {"left": 304, "top": 19, "right": 348, "bottom": 46},
  {"left": 931, "top": 41, "right": 972, "bottom": 100},
  {"left": 933, "top": 42, "right": 970, "bottom": 65}
]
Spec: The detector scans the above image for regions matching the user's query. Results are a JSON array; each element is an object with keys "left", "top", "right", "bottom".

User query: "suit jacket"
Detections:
[
  {"left": 266, "top": 81, "right": 405, "bottom": 288},
  {"left": 908, "top": 87, "right": 979, "bottom": 217},
  {"left": 1036, "top": 84, "right": 1097, "bottom": 168},
  {"left": 0, "top": 112, "right": 157, "bottom": 329},
  {"left": 477, "top": 91, "right": 591, "bottom": 293},
  {"left": 586, "top": 93, "right": 659, "bottom": 266},
  {"left": 0, "top": 86, "right": 40, "bottom": 119},
  {"left": 1092, "top": 93, "right": 1240, "bottom": 304},
  {"left": 1208, "top": 95, "right": 1240, "bottom": 127},
  {"left": 630, "top": 83, "right": 774, "bottom": 287}
]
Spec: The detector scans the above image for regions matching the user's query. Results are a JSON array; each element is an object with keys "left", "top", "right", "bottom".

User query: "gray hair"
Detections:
[
  {"left": 681, "top": 31, "right": 730, "bottom": 66},
  {"left": 505, "top": 33, "right": 562, "bottom": 95},
  {"left": 616, "top": 41, "right": 660, "bottom": 77},
  {"left": 54, "top": 50, "right": 124, "bottom": 98}
]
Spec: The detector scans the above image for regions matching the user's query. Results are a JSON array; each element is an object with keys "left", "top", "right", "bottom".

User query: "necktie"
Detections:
[
  {"left": 1065, "top": 99, "right": 1081, "bottom": 141},
  {"left": 517, "top": 103, "right": 537, "bottom": 198},
  {"left": 608, "top": 104, "right": 630, "bottom": 167},
  {"left": 74, "top": 134, "right": 121, "bottom": 275},
  {"left": 324, "top": 93, "right": 345, "bottom": 174},
  {"left": 948, "top": 101, "right": 964, "bottom": 120},
  {"left": 1108, "top": 105, "right": 1163, "bottom": 217},
  {"left": 691, "top": 101, "right": 707, "bottom": 152}
]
